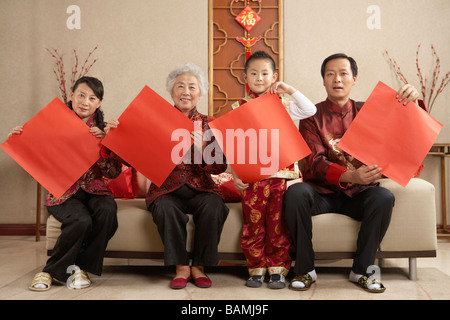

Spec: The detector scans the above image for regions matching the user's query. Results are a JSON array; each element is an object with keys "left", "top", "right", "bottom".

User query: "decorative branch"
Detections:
[
  {"left": 386, "top": 44, "right": 449, "bottom": 113},
  {"left": 384, "top": 50, "right": 408, "bottom": 85},
  {"left": 46, "top": 45, "right": 98, "bottom": 104}
]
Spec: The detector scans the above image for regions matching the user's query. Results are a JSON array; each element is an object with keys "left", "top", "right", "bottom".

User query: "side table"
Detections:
[{"left": 428, "top": 143, "right": 450, "bottom": 236}]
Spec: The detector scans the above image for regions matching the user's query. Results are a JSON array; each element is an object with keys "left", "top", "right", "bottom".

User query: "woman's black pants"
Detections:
[
  {"left": 149, "top": 185, "right": 229, "bottom": 267},
  {"left": 283, "top": 183, "right": 394, "bottom": 276},
  {"left": 44, "top": 189, "right": 118, "bottom": 282}
]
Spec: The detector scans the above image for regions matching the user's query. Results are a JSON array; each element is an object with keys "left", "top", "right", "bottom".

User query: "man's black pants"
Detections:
[{"left": 284, "top": 183, "right": 394, "bottom": 276}]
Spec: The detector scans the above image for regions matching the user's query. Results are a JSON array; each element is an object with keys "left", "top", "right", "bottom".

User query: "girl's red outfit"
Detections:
[{"left": 232, "top": 92, "right": 300, "bottom": 277}]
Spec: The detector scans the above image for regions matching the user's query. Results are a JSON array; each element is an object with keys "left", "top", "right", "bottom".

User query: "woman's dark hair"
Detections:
[
  {"left": 68, "top": 76, "right": 105, "bottom": 130},
  {"left": 244, "top": 50, "right": 277, "bottom": 73},
  {"left": 320, "top": 53, "right": 358, "bottom": 78}
]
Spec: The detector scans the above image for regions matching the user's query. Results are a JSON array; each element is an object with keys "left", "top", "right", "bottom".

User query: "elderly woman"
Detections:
[{"left": 147, "top": 63, "right": 229, "bottom": 289}]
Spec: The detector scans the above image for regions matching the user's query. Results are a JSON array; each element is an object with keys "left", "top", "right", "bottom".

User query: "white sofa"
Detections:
[{"left": 46, "top": 178, "right": 437, "bottom": 280}]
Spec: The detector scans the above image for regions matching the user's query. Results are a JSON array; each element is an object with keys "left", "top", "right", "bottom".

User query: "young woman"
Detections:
[{"left": 9, "top": 76, "right": 123, "bottom": 291}]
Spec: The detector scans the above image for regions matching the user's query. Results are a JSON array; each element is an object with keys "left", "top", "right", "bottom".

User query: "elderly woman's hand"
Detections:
[
  {"left": 104, "top": 119, "right": 119, "bottom": 135},
  {"left": 230, "top": 167, "right": 248, "bottom": 191},
  {"left": 7, "top": 125, "right": 23, "bottom": 138},
  {"left": 191, "top": 130, "right": 207, "bottom": 152}
]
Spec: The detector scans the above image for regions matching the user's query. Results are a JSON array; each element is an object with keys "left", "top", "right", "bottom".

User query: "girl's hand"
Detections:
[
  {"left": 104, "top": 119, "right": 119, "bottom": 135},
  {"left": 270, "top": 81, "right": 296, "bottom": 95},
  {"left": 7, "top": 126, "right": 23, "bottom": 138}
]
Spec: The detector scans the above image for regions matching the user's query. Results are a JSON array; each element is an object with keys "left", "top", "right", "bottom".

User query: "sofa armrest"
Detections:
[{"left": 377, "top": 178, "right": 437, "bottom": 252}]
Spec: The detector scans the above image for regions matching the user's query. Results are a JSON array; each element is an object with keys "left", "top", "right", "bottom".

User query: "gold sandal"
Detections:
[
  {"left": 289, "top": 274, "right": 315, "bottom": 291},
  {"left": 68, "top": 269, "right": 91, "bottom": 289},
  {"left": 357, "top": 275, "right": 386, "bottom": 293},
  {"left": 29, "top": 272, "right": 52, "bottom": 291}
]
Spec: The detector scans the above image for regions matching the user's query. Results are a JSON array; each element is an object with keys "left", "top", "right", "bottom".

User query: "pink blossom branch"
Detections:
[
  {"left": 416, "top": 44, "right": 427, "bottom": 102},
  {"left": 387, "top": 44, "right": 448, "bottom": 113},
  {"left": 429, "top": 71, "right": 450, "bottom": 113},
  {"left": 46, "top": 48, "right": 68, "bottom": 104},
  {"left": 46, "top": 45, "right": 98, "bottom": 105},
  {"left": 79, "top": 45, "right": 98, "bottom": 78},
  {"left": 428, "top": 45, "right": 440, "bottom": 108},
  {"left": 385, "top": 50, "right": 408, "bottom": 84}
]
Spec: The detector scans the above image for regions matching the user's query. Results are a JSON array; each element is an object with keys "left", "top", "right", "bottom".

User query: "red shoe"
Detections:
[
  {"left": 169, "top": 276, "right": 190, "bottom": 289},
  {"left": 192, "top": 275, "right": 212, "bottom": 288}
]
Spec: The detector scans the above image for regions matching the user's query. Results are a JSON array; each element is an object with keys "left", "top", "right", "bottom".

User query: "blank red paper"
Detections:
[
  {"left": 337, "top": 81, "right": 442, "bottom": 187},
  {"left": 101, "top": 86, "right": 195, "bottom": 187},
  {"left": 208, "top": 93, "right": 311, "bottom": 182},
  {"left": 1, "top": 98, "right": 102, "bottom": 198}
]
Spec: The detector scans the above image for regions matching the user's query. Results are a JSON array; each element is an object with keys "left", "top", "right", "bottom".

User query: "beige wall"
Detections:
[{"left": 0, "top": 0, "right": 449, "bottom": 225}]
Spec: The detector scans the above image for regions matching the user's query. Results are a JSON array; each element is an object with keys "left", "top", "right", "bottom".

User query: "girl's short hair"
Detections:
[{"left": 166, "top": 63, "right": 208, "bottom": 99}]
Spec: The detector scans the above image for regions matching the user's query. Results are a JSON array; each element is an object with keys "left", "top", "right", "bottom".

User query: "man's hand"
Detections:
[
  {"left": 396, "top": 84, "right": 419, "bottom": 106},
  {"left": 341, "top": 165, "right": 382, "bottom": 185}
]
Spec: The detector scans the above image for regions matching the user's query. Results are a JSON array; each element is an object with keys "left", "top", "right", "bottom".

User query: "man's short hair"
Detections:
[{"left": 320, "top": 53, "right": 358, "bottom": 78}]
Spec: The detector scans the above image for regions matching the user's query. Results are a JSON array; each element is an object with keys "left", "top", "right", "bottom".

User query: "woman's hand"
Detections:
[
  {"left": 191, "top": 130, "right": 207, "bottom": 152},
  {"left": 90, "top": 126, "right": 106, "bottom": 139},
  {"left": 7, "top": 126, "right": 23, "bottom": 138},
  {"left": 233, "top": 176, "right": 249, "bottom": 191},
  {"left": 104, "top": 119, "right": 119, "bottom": 135},
  {"left": 230, "top": 167, "right": 248, "bottom": 190}
]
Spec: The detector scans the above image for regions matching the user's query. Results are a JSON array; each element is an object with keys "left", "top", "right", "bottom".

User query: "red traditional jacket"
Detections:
[
  {"left": 145, "top": 106, "right": 227, "bottom": 206},
  {"left": 44, "top": 114, "right": 123, "bottom": 206},
  {"left": 300, "top": 98, "right": 370, "bottom": 197},
  {"left": 300, "top": 98, "right": 425, "bottom": 197}
]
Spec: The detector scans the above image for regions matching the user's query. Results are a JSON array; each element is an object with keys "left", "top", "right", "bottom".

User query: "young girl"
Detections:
[
  {"left": 231, "top": 51, "right": 316, "bottom": 289},
  {"left": 9, "top": 76, "right": 123, "bottom": 291}
]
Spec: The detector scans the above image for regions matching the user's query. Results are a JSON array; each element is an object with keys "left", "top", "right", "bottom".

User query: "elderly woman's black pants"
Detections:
[
  {"left": 44, "top": 189, "right": 118, "bottom": 282},
  {"left": 284, "top": 183, "right": 394, "bottom": 276},
  {"left": 149, "top": 185, "right": 229, "bottom": 266}
]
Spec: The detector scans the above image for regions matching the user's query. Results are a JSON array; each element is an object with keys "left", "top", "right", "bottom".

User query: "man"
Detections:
[{"left": 285, "top": 53, "right": 420, "bottom": 293}]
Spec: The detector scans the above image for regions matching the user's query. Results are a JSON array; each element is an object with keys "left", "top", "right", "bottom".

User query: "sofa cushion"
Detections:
[
  {"left": 46, "top": 200, "right": 245, "bottom": 254},
  {"left": 311, "top": 214, "right": 359, "bottom": 252},
  {"left": 102, "top": 165, "right": 135, "bottom": 199},
  {"left": 378, "top": 178, "right": 437, "bottom": 252},
  {"left": 211, "top": 172, "right": 241, "bottom": 202},
  {"left": 45, "top": 178, "right": 437, "bottom": 259}
]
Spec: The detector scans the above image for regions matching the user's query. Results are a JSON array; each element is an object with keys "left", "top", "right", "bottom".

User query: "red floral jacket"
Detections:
[
  {"left": 145, "top": 107, "right": 227, "bottom": 206},
  {"left": 44, "top": 115, "right": 123, "bottom": 206}
]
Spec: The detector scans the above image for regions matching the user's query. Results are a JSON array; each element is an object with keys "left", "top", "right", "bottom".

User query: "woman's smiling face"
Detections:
[
  {"left": 171, "top": 73, "right": 201, "bottom": 115},
  {"left": 70, "top": 83, "right": 102, "bottom": 122}
]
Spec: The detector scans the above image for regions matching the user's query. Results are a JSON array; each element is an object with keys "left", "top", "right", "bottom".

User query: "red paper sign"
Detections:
[
  {"left": 235, "top": 5, "right": 261, "bottom": 32},
  {"left": 1, "top": 98, "right": 102, "bottom": 198},
  {"left": 209, "top": 93, "right": 311, "bottom": 182},
  {"left": 337, "top": 81, "right": 442, "bottom": 187},
  {"left": 101, "top": 86, "right": 195, "bottom": 187}
]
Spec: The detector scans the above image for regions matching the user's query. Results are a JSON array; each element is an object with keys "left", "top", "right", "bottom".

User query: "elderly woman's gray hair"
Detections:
[{"left": 166, "top": 63, "right": 209, "bottom": 98}]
